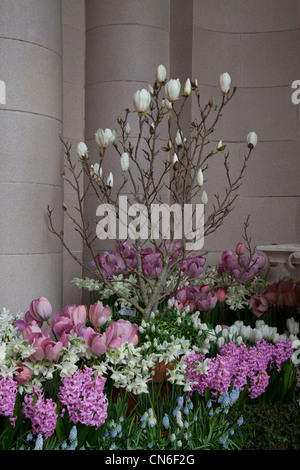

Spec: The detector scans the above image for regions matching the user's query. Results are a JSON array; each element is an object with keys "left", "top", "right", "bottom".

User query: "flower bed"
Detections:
[{"left": 0, "top": 243, "right": 299, "bottom": 451}]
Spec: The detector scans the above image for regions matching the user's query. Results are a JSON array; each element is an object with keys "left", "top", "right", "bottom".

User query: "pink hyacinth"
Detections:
[
  {"left": 0, "top": 376, "right": 18, "bottom": 427},
  {"left": 58, "top": 366, "right": 108, "bottom": 429},
  {"left": 185, "top": 339, "right": 293, "bottom": 401},
  {"left": 22, "top": 387, "right": 57, "bottom": 439}
]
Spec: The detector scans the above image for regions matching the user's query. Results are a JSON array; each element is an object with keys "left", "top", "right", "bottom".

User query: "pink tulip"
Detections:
[
  {"left": 182, "top": 255, "right": 206, "bottom": 278},
  {"left": 89, "top": 301, "right": 111, "bottom": 328},
  {"left": 42, "top": 338, "right": 64, "bottom": 362},
  {"left": 250, "top": 295, "right": 269, "bottom": 317},
  {"left": 195, "top": 290, "right": 217, "bottom": 311},
  {"left": 219, "top": 251, "right": 238, "bottom": 273},
  {"left": 105, "top": 320, "right": 138, "bottom": 348},
  {"left": 71, "top": 305, "right": 88, "bottom": 326},
  {"left": 25, "top": 297, "right": 52, "bottom": 325},
  {"left": 217, "top": 288, "right": 226, "bottom": 303},
  {"left": 84, "top": 327, "right": 107, "bottom": 356},
  {"left": 14, "top": 365, "right": 32, "bottom": 385},
  {"left": 236, "top": 242, "right": 246, "bottom": 256}
]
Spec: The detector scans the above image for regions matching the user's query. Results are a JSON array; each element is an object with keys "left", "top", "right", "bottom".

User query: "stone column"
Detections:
[
  {"left": 192, "top": 0, "right": 300, "bottom": 267},
  {"left": 84, "top": 0, "right": 170, "bottom": 281},
  {"left": 0, "top": 0, "right": 64, "bottom": 314}
]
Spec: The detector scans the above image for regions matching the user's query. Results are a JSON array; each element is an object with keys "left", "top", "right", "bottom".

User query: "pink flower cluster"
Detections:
[
  {"left": 93, "top": 240, "right": 206, "bottom": 280},
  {"left": 250, "top": 279, "right": 300, "bottom": 317},
  {"left": 58, "top": 366, "right": 108, "bottom": 429},
  {"left": 22, "top": 387, "right": 57, "bottom": 438},
  {"left": 172, "top": 284, "right": 218, "bottom": 312},
  {"left": 14, "top": 297, "right": 139, "bottom": 366},
  {"left": 0, "top": 375, "right": 18, "bottom": 427},
  {"left": 185, "top": 339, "right": 294, "bottom": 400},
  {"left": 218, "top": 243, "right": 266, "bottom": 283}
]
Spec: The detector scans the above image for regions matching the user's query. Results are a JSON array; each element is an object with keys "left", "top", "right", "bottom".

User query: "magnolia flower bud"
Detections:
[
  {"left": 165, "top": 79, "right": 181, "bottom": 102},
  {"left": 247, "top": 131, "right": 258, "bottom": 149},
  {"left": 196, "top": 168, "right": 204, "bottom": 187},
  {"left": 133, "top": 88, "right": 151, "bottom": 113},
  {"left": 148, "top": 84, "right": 154, "bottom": 95},
  {"left": 219, "top": 72, "right": 231, "bottom": 93},
  {"left": 175, "top": 129, "right": 183, "bottom": 146},
  {"left": 91, "top": 163, "right": 102, "bottom": 177},
  {"left": 155, "top": 64, "right": 167, "bottom": 84},
  {"left": 107, "top": 172, "right": 113, "bottom": 188},
  {"left": 217, "top": 140, "right": 222, "bottom": 150},
  {"left": 95, "top": 128, "right": 117, "bottom": 148},
  {"left": 76, "top": 142, "right": 88, "bottom": 158},
  {"left": 172, "top": 153, "right": 179, "bottom": 170},
  {"left": 125, "top": 122, "right": 131, "bottom": 135},
  {"left": 201, "top": 190, "right": 208, "bottom": 205},
  {"left": 184, "top": 78, "right": 191, "bottom": 96},
  {"left": 120, "top": 152, "right": 130, "bottom": 172}
]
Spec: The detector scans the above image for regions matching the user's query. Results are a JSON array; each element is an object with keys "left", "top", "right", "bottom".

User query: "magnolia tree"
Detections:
[{"left": 48, "top": 65, "right": 258, "bottom": 320}]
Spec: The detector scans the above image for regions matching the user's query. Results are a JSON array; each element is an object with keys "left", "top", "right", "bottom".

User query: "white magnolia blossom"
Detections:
[
  {"left": 120, "top": 152, "right": 130, "bottom": 172},
  {"left": 219, "top": 72, "right": 231, "bottom": 93},
  {"left": 201, "top": 190, "right": 208, "bottom": 205},
  {"left": 155, "top": 64, "right": 167, "bottom": 83},
  {"left": 196, "top": 168, "right": 204, "bottom": 188},
  {"left": 217, "top": 140, "right": 223, "bottom": 150},
  {"left": 184, "top": 78, "right": 191, "bottom": 96},
  {"left": 247, "top": 131, "right": 258, "bottom": 149},
  {"left": 133, "top": 88, "right": 151, "bottom": 113},
  {"left": 125, "top": 122, "right": 131, "bottom": 135},
  {"left": 165, "top": 78, "right": 181, "bottom": 102},
  {"left": 91, "top": 163, "right": 102, "bottom": 177},
  {"left": 76, "top": 141, "right": 88, "bottom": 158},
  {"left": 107, "top": 171, "right": 114, "bottom": 188},
  {"left": 95, "top": 128, "right": 117, "bottom": 148}
]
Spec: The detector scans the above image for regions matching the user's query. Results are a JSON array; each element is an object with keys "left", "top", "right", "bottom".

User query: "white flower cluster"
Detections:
[{"left": 72, "top": 277, "right": 102, "bottom": 292}]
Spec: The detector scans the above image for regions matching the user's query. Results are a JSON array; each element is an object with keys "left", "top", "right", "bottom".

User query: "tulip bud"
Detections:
[
  {"left": 120, "top": 152, "right": 130, "bottom": 172},
  {"left": 219, "top": 72, "right": 231, "bottom": 94},
  {"left": 236, "top": 242, "right": 246, "bottom": 256},
  {"left": 107, "top": 172, "right": 114, "bottom": 189},
  {"left": 155, "top": 64, "right": 167, "bottom": 84},
  {"left": 196, "top": 168, "right": 204, "bottom": 187},
  {"left": 133, "top": 88, "right": 151, "bottom": 113},
  {"left": 95, "top": 128, "right": 117, "bottom": 148},
  {"left": 201, "top": 190, "right": 208, "bottom": 205},
  {"left": 165, "top": 79, "right": 181, "bottom": 102},
  {"left": 172, "top": 153, "right": 179, "bottom": 170},
  {"left": 125, "top": 122, "right": 131, "bottom": 135},
  {"left": 247, "top": 131, "right": 258, "bottom": 149},
  {"left": 76, "top": 142, "right": 88, "bottom": 158},
  {"left": 184, "top": 78, "right": 191, "bottom": 96}
]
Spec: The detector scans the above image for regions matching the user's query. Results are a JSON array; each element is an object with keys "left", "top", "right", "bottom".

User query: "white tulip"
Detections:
[
  {"left": 155, "top": 64, "right": 167, "bottom": 83},
  {"left": 287, "top": 317, "right": 299, "bottom": 335},
  {"left": 165, "top": 79, "right": 181, "bottom": 102},
  {"left": 201, "top": 190, "right": 208, "bottom": 205},
  {"left": 219, "top": 72, "right": 231, "bottom": 93},
  {"left": 76, "top": 142, "right": 88, "bottom": 158},
  {"left": 184, "top": 78, "right": 191, "bottom": 96},
  {"left": 95, "top": 128, "right": 117, "bottom": 148},
  {"left": 133, "top": 88, "right": 151, "bottom": 113},
  {"left": 247, "top": 131, "right": 258, "bottom": 149},
  {"left": 107, "top": 172, "right": 114, "bottom": 188},
  {"left": 120, "top": 152, "right": 130, "bottom": 172}
]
